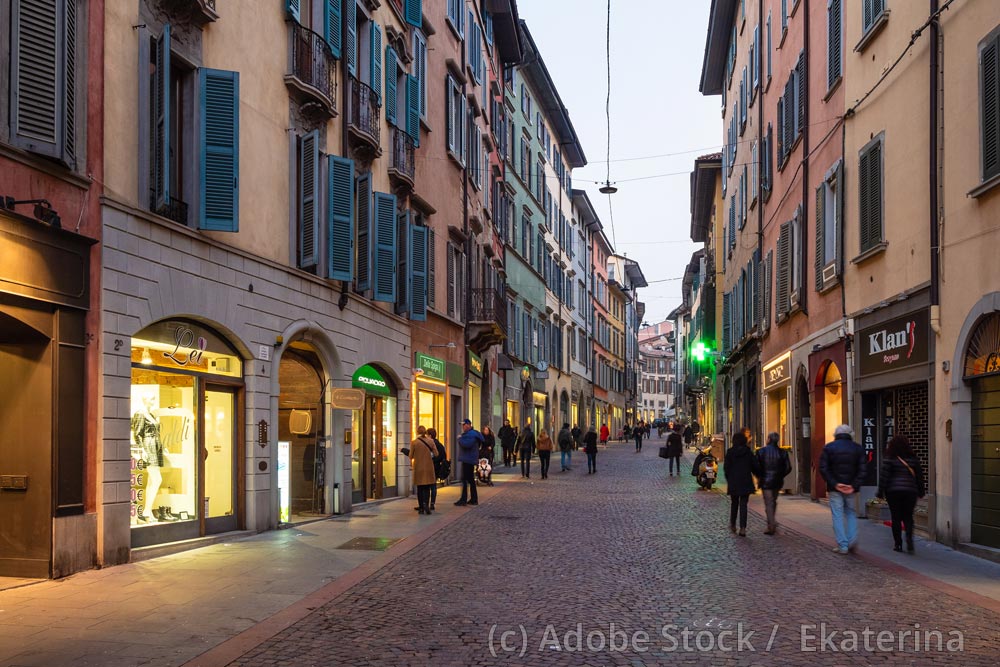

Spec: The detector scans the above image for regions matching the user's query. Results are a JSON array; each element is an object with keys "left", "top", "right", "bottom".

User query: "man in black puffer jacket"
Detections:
[
  {"left": 754, "top": 432, "right": 792, "bottom": 534},
  {"left": 819, "top": 425, "right": 867, "bottom": 554}
]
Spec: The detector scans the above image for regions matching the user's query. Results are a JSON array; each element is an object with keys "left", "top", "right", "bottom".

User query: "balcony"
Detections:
[
  {"left": 162, "top": 0, "right": 219, "bottom": 24},
  {"left": 467, "top": 288, "right": 508, "bottom": 354},
  {"left": 387, "top": 127, "right": 415, "bottom": 190},
  {"left": 149, "top": 190, "right": 188, "bottom": 226},
  {"left": 284, "top": 21, "right": 338, "bottom": 118},
  {"left": 347, "top": 76, "right": 381, "bottom": 158}
]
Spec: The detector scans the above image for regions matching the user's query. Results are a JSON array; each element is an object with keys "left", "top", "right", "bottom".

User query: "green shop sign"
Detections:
[
  {"left": 468, "top": 350, "right": 484, "bottom": 377},
  {"left": 352, "top": 364, "right": 390, "bottom": 396},
  {"left": 415, "top": 352, "right": 446, "bottom": 382}
]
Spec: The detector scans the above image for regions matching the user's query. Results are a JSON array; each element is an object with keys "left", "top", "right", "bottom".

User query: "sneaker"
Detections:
[
  {"left": 467, "top": 501, "right": 478, "bottom": 506},
  {"left": 454, "top": 500, "right": 468, "bottom": 506},
  {"left": 833, "top": 547, "right": 849, "bottom": 555}
]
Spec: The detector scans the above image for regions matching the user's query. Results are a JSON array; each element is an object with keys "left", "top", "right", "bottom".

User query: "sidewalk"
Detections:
[
  {"left": 0, "top": 481, "right": 507, "bottom": 667},
  {"left": 747, "top": 492, "right": 1000, "bottom": 611}
]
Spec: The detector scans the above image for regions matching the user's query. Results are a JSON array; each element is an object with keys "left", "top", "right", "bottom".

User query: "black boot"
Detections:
[{"left": 906, "top": 536, "right": 915, "bottom": 553}]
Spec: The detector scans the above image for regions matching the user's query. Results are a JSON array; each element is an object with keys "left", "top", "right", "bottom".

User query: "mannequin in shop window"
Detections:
[{"left": 131, "top": 394, "right": 164, "bottom": 522}]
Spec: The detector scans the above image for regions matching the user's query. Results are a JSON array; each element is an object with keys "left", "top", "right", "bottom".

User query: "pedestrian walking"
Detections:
[
  {"left": 877, "top": 435, "right": 926, "bottom": 553},
  {"left": 517, "top": 423, "right": 535, "bottom": 478},
  {"left": 683, "top": 423, "right": 693, "bottom": 446},
  {"left": 633, "top": 423, "right": 644, "bottom": 453},
  {"left": 571, "top": 424, "right": 582, "bottom": 451},
  {"left": 410, "top": 426, "right": 438, "bottom": 515},
  {"left": 599, "top": 423, "right": 610, "bottom": 448},
  {"left": 666, "top": 427, "right": 684, "bottom": 475},
  {"left": 584, "top": 426, "right": 599, "bottom": 473},
  {"left": 753, "top": 432, "right": 792, "bottom": 534},
  {"left": 558, "top": 423, "right": 574, "bottom": 471},
  {"left": 427, "top": 428, "right": 448, "bottom": 510},
  {"left": 536, "top": 430, "right": 554, "bottom": 479},
  {"left": 455, "top": 419, "right": 483, "bottom": 506},
  {"left": 481, "top": 425, "right": 496, "bottom": 465},
  {"left": 724, "top": 432, "right": 756, "bottom": 536},
  {"left": 819, "top": 424, "right": 867, "bottom": 554},
  {"left": 498, "top": 419, "right": 517, "bottom": 467}
]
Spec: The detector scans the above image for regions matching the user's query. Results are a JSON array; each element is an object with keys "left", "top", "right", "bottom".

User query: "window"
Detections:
[
  {"left": 355, "top": 172, "right": 372, "bottom": 291},
  {"left": 828, "top": 0, "right": 842, "bottom": 90},
  {"left": 446, "top": 242, "right": 465, "bottom": 320},
  {"left": 445, "top": 74, "right": 464, "bottom": 162},
  {"left": 766, "top": 12, "right": 772, "bottom": 82},
  {"left": 862, "top": 0, "right": 887, "bottom": 35},
  {"left": 781, "top": 0, "right": 788, "bottom": 33},
  {"left": 412, "top": 30, "right": 428, "bottom": 120},
  {"left": 815, "top": 162, "right": 842, "bottom": 290},
  {"left": 521, "top": 84, "right": 531, "bottom": 118},
  {"left": 762, "top": 124, "right": 773, "bottom": 196},
  {"left": 467, "top": 114, "right": 482, "bottom": 189},
  {"left": 296, "top": 131, "right": 321, "bottom": 272},
  {"left": 858, "top": 135, "right": 884, "bottom": 253},
  {"left": 446, "top": 0, "right": 463, "bottom": 36},
  {"left": 775, "top": 222, "right": 791, "bottom": 319},
  {"left": 372, "top": 191, "right": 398, "bottom": 302},
  {"left": 752, "top": 25, "right": 760, "bottom": 94},
  {"left": 750, "top": 141, "right": 758, "bottom": 207},
  {"left": 980, "top": 28, "right": 1000, "bottom": 182}
]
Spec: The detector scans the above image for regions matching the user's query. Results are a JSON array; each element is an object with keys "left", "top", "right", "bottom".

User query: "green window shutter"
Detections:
[
  {"left": 411, "top": 224, "right": 428, "bottom": 321},
  {"left": 152, "top": 26, "right": 171, "bottom": 211},
  {"left": 328, "top": 155, "right": 355, "bottom": 281},
  {"left": 406, "top": 74, "right": 420, "bottom": 146},
  {"left": 396, "top": 209, "right": 410, "bottom": 315},
  {"left": 828, "top": 0, "right": 842, "bottom": 89},
  {"left": 370, "top": 22, "right": 382, "bottom": 102},
  {"left": 199, "top": 68, "right": 240, "bottom": 232},
  {"left": 11, "top": 0, "right": 68, "bottom": 161},
  {"left": 815, "top": 183, "right": 825, "bottom": 291},
  {"left": 325, "top": 0, "right": 342, "bottom": 58},
  {"left": 776, "top": 221, "right": 791, "bottom": 316},
  {"left": 345, "top": 0, "right": 357, "bottom": 77},
  {"left": 356, "top": 172, "right": 372, "bottom": 290},
  {"left": 982, "top": 36, "right": 1000, "bottom": 180},
  {"left": 286, "top": 0, "right": 301, "bottom": 21},
  {"left": 384, "top": 46, "right": 398, "bottom": 125},
  {"left": 373, "top": 191, "right": 397, "bottom": 302},
  {"left": 299, "top": 131, "right": 320, "bottom": 268},
  {"left": 405, "top": 0, "right": 422, "bottom": 28}
]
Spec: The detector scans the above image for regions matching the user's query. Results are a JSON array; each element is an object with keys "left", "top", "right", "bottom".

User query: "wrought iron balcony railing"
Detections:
[
  {"left": 149, "top": 189, "right": 189, "bottom": 226},
  {"left": 389, "top": 127, "right": 415, "bottom": 183},
  {"left": 469, "top": 288, "right": 508, "bottom": 333},
  {"left": 347, "top": 75, "right": 380, "bottom": 146},
  {"left": 288, "top": 21, "right": 337, "bottom": 113}
]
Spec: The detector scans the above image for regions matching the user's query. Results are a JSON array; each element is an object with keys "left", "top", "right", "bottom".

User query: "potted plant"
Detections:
[{"left": 865, "top": 497, "right": 889, "bottom": 523}]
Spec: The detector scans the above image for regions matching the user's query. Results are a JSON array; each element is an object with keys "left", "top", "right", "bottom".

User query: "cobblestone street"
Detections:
[{"left": 225, "top": 440, "right": 999, "bottom": 666}]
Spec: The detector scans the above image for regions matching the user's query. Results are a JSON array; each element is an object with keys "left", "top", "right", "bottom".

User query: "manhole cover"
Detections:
[{"left": 335, "top": 537, "right": 403, "bottom": 551}]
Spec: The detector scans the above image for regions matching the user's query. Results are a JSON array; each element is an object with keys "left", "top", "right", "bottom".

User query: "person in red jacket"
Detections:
[{"left": 599, "top": 423, "right": 610, "bottom": 448}]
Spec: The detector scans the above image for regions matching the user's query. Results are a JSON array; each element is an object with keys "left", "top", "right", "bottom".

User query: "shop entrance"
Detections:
[
  {"left": 971, "top": 375, "right": 1000, "bottom": 548},
  {"left": 204, "top": 386, "right": 238, "bottom": 535},
  {"left": 351, "top": 365, "right": 397, "bottom": 504},
  {"left": 278, "top": 346, "right": 327, "bottom": 522}
]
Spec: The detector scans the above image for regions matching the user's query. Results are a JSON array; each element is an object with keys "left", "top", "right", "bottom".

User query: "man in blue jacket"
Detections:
[
  {"left": 819, "top": 424, "right": 868, "bottom": 554},
  {"left": 455, "top": 419, "right": 484, "bottom": 506}
]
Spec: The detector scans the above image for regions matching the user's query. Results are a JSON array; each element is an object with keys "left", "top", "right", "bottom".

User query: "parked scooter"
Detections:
[{"left": 691, "top": 446, "right": 718, "bottom": 490}]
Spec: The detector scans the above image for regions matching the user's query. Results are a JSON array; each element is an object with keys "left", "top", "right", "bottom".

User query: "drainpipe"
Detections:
[
  {"left": 462, "top": 27, "right": 472, "bottom": 426},
  {"left": 929, "top": 0, "right": 942, "bottom": 335},
  {"left": 800, "top": 2, "right": 810, "bottom": 317}
]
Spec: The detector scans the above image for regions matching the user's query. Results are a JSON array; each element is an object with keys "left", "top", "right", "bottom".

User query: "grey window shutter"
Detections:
[
  {"left": 776, "top": 221, "right": 791, "bottom": 316},
  {"left": 428, "top": 227, "right": 436, "bottom": 308},
  {"left": 152, "top": 26, "right": 172, "bottom": 211},
  {"left": 356, "top": 172, "right": 372, "bottom": 291},
  {"left": 299, "top": 131, "right": 320, "bottom": 268},
  {"left": 859, "top": 141, "right": 882, "bottom": 252},
  {"left": 753, "top": 249, "right": 761, "bottom": 326},
  {"left": 815, "top": 183, "right": 825, "bottom": 291},
  {"left": 796, "top": 53, "right": 806, "bottom": 139},
  {"left": 447, "top": 244, "right": 456, "bottom": 317},
  {"left": 828, "top": 0, "right": 842, "bottom": 89},
  {"left": 63, "top": 0, "right": 77, "bottom": 165},
  {"left": 722, "top": 292, "right": 731, "bottom": 353},
  {"left": 982, "top": 35, "right": 1000, "bottom": 180},
  {"left": 834, "top": 162, "right": 844, "bottom": 275},
  {"left": 862, "top": 0, "right": 873, "bottom": 31},
  {"left": 764, "top": 250, "right": 773, "bottom": 331},
  {"left": 776, "top": 97, "right": 785, "bottom": 164},
  {"left": 784, "top": 79, "right": 794, "bottom": 154},
  {"left": 328, "top": 155, "right": 355, "bottom": 281}
]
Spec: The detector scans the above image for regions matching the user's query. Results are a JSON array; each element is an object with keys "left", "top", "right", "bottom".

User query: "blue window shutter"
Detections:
[
  {"left": 370, "top": 22, "right": 382, "bottom": 102},
  {"left": 299, "top": 131, "right": 320, "bottom": 267},
  {"left": 345, "top": 0, "right": 357, "bottom": 77},
  {"left": 327, "top": 155, "right": 354, "bottom": 281},
  {"left": 324, "top": 0, "right": 342, "bottom": 58},
  {"left": 385, "top": 46, "right": 397, "bottom": 125},
  {"left": 153, "top": 26, "right": 171, "bottom": 211},
  {"left": 405, "top": 0, "right": 422, "bottom": 28},
  {"left": 286, "top": 0, "right": 301, "bottom": 21},
  {"left": 373, "top": 192, "right": 397, "bottom": 302},
  {"left": 199, "top": 68, "right": 239, "bottom": 232},
  {"left": 356, "top": 172, "right": 372, "bottom": 290},
  {"left": 406, "top": 74, "right": 420, "bottom": 146},
  {"left": 410, "top": 224, "right": 428, "bottom": 321}
]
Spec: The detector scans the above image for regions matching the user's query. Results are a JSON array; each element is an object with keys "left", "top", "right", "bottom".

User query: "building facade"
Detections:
[{"left": 639, "top": 322, "right": 675, "bottom": 423}]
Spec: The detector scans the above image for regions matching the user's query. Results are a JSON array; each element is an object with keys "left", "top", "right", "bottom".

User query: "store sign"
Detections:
[
  {"left": 331, "top": 388, "right": 365, "bottom": 410},
  {"left": 132, "top": 320, "right": 241, "bottom": 377},
  {"left": 415, "top": 352, "right": 446, "bottom": 381},
  {"left": 858, "top": 309, "right": 929, "bottom": 377},
  {"left": 468, "top": 351, "right": 484, "bottom": 377},
  {"left": 352, "top": 365, "right": 390, "bottom": 396},
  {"left": 762, "top": 356, "right": 791, "bottom": 391}
]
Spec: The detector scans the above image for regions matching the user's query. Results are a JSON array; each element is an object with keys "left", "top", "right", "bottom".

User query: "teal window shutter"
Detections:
[
  {"left": 370, "top": 22, "right": 382, "bottom": 102},
  {"left": 373, "top": 192, "right": 397, "bottom": 302},
  {"left": 385, "top": 46, "right": 398, "bottom": 125},
  {"left": 324, "top": 0, "right": 342, "bottom": 58},
  {"left": 406, "top": 74, "right": 420, "bottom": 146},
  {"left": 286, "top": 0, "right": 301, "bottom": 21},
  {"left": 328, "top": 155, "right": 355, "bottom": 281},
  {"left": 356, "top": 172, "right": 372, "bottom": 290},
  {"left": 405, "top": 0, "right": 422, "bottom": 28},
  {"left": 345, "top": 0, "right": 357, "bottom": 76},
  {"left": 199, "top": 68, "right": 240, "bottom": 232},
  {"left": 396, "top": 209, "right": 411, "bottom": 315},
  {"left": 299, "top": 131, "right": 320, "bottom": 268},
  {"left": 153, "top": 25, "right": 171, "bottom": 211},
  {"left": 411, "top": 224, "right": 428, "bottom": 321}
]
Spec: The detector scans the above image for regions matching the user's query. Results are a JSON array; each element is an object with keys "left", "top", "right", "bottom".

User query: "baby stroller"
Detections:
[{"left": 476, "top": 458, "right": 494, "bottom": 486}]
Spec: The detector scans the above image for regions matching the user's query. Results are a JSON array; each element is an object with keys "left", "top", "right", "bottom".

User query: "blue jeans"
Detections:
[
  {"left": 586, "top": 452, "right": 597, "bottom": 472},
  {"left": 828, "top": 491, "right": 858, "bottom": 550},
  {"left": 561, "top": 450, "right": 572, "bottom": 470}
]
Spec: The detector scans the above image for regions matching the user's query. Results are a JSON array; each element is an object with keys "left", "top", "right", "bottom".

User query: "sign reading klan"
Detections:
[{"left": 858, "top": 309, "right": 929, "bottom": 377}]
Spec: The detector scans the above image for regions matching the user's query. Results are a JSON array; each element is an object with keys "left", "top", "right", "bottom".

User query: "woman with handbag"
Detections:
[
  {"left": 410, "top": 426, "right": 439, "bottom": 515},
  {"left": 877, "top": 435, "right": 926, "bottom": 553},
  {"left": 536, "top": 430, "right": 554, "bottom": 479},
  {"left": 427, "top": 427, "right": 449, "bottom": 511}
]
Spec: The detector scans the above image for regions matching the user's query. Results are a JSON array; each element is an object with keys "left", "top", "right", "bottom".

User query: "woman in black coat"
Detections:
[
  {"left": 877, "top": 435, "right": 925, "bottom": 553},
  {"left": 723, "top": 432, "right": 756, "bottom": 536}
]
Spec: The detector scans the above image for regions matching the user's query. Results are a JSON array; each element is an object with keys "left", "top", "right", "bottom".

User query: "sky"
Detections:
[{"left": 517, "top": 0, "right": 721, "bottom": 325}]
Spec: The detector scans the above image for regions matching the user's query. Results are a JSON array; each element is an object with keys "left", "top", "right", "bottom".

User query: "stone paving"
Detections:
[{"left": 231, "top": 440, "right": 1000, "bottom": 666}]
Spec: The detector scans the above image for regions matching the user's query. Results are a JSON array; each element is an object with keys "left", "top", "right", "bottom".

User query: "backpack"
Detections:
[{"left": 435, "top": 458, "right": 451, "bottom": 480}]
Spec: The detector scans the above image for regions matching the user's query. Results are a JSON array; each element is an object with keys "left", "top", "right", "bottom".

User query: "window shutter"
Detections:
[
  {"left": 410, "top": 223, "right": 428, "bottom": 321},
  {"left": 815, "top": 183, "right": 825, "bottom": 291},
  {"left": 396, "top": 209, "right": 410, "bottom": 315},
  {"left": 828, "top": 0, "right": 841, "bottom": 89},
  {"left": 384, "top": 47, "right": 397, "bottom": 125},
  {"left": 982, "top": 36, "right": 1000, "bottom": 180},
  {"left": 345, "top": 0, "right": 357, "bottom": 76},
  {"left": 728, "top": 198, "right": 736, "bottom": 249},
  {"left": 373, "top": 192, "right": 397, "bottom": 302},
  {"left": 446, "top": 77, "right": 455, "bottom": 152},
  {"left": 406, "top": 74, "right": 420, "bottom": 146},
  {"left": 370, "top": 22, "right": 382, "bottom": 102},
  {"left": 753, "top": 249, "right": 761, "bottom": 326},
  {"left": 796, "top": 54, "right": 806, "bottom": 138},
  {"left": 63, "top": 0, "right": 77, "bottom": 165},
  {"left": 405, "top": 0, "right": 422, "bottom": 28},
  {"left": 763, "top": 250, "right": 773, "bottom": 331},
  {"left": 299, "top": 131, "right": 320, "bottom": 268},
  {"left": 328, "top": 155, "right": 355, "bottom": 281},
  {"left": 356, "top": 172, "right": 372, "bottom": 290},
  {"left": 784, "top": 79, "right": 794, "bottom": 154},
  {"left": 447, "top": 245, "right": 456, "bottom": 317},
  {"left": 862, "top": 0, "right": 873, "bottom": 31},
  {"left": 722, "top": 292, "right": 732, "bottom": 353},
  {"left": 152, "top": 26, "right": 171, "bottom": 211},
  {"left": 199, "top": 68, "right": 240, "bottom": 232},
  {"left": 776, "top": 221, "right": 791, "bottom": 316},
  {"left": 427, "top": 227, "right": 436, "bottom": 308},
  {"left": 776, "top": 97, "right": 785, "bottom": 164},
  {"left": 834, "top": 162, "right": 844, "bottom": 275},
  {"left": 11, "top": 0, "right": 66, "bottom": 161},
  {"left": 324, "top": 0, "right": 342, "bottom": 58},
  {"left": 287, "top": 0, "right": 301, "bottom": 21},
  {"left": 860, "top": 141, "right": 882, "bottom": 252}
]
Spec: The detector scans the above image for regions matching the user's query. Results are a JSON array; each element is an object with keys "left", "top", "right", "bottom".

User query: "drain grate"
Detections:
[{"left": 335, "top": 536, "right": 404, "bottom": 551}]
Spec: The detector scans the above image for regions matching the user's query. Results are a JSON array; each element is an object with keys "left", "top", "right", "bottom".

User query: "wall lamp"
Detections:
[{"left": 0, "top": 196, "right": 61, "bottom": 228}]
